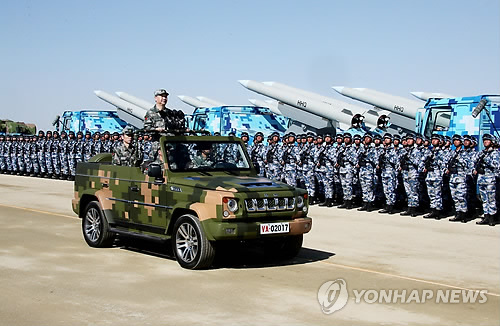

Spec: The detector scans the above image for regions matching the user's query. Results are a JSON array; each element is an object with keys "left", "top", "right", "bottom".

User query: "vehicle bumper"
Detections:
[{"left": 202, "top": 217, "right": 312, "bottom": 241}]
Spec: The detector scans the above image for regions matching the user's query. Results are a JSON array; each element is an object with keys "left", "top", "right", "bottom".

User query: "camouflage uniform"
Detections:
[
  {"left": 249, "top": 141, "right": 266, "bottom": 177},
  {"left": 422, "top": 146, "right": 446, "bottom": 212},
  {"left": 23, "top": 138, "right": 32, "bottom": 175},
  {"left": 400, "top": 146, "right": 423, "bottom": 210},
  {"left": 4, "top": 137, "right": 13, "bottom": 172},
  {"left": 358, "top": 143, "right": 378, "bottom": 205},
  {"left": 475, "top": 147, "right": 500, "bottom": 217},
  {"left": 265, "top": 142, "right": 281, "bottom": 181},
  {"left": 337, "top": 143, "right": 359, "bottom": 203},
  {"left": 59, "top": 135, "right": 69, "bottom": 177},
  {"left": 83, "top": 136, "right": 93, "bottom": 162},
  {"left": 301, "top": 142, "right": 316, "bottom": 198},
  {"left": 112, "top": 141, "right": 143, "bottom": 167},
  {"left": 315, "top": 143, "right": 334, "bottom": 202},
  {"left": 51, "top": 135, "right": 60, "bottom": 176},
  {"left": 447, "top": 146, "right": 470, "bottom": 214},
  {"left": 67, "top": 135, "right": 77, "bottom": 177},
  {"left": 37, "top": 136, "right": 46, "bottom": 174},
  {"left": 379, "top": 144, "right": 399, "bottom": 208},
  {"left": 0, "top": 137, "right": 5, "bottom": 172},
  {"left": 30, "top": 137, "right": 39, "bottom": 176},
  {"left": 281, "top": 143, "right": 300, "bottom": 186},
  {"left": 44, "top": 136, "right": 53, "bottom": 175},
  {"left": 144, "top": 106, "right": 186, "bottom": 134}
]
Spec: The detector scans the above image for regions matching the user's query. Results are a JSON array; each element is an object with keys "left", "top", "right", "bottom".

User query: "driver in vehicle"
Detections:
[{"left": 192, "top": 143, "right": 215, "bottom": 168}]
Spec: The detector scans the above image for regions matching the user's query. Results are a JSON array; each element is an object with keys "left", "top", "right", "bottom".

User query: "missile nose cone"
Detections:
[
  {"left": 94, "top": 90, "right": 102, "bottom": 95},
  {"left": 178, "top": 95, "right": 186, "bottom": 100},
  {"left": 115, "top": 91, "right": 124, "bottom": 96},
  {"left": 238, "top": 80, "right": 250, "bottom": 87},
  {"left": 331, "top": 86, "right": 344, "bottom": 94},
  {"left": 410, "top": 92, "right": 424, "bottom": 99},
  {"left": 248, "top": 99, "right": 257, "bottom": 105}
]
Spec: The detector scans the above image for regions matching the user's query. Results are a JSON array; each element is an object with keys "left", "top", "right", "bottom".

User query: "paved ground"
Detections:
[{"left": 0, "top": 174, "right": 499, "bottom": 325}]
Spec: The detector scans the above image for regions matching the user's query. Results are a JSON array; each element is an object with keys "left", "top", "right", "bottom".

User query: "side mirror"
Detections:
[{"left": 147, "top": 164, "right": 164, "bottom": 183}]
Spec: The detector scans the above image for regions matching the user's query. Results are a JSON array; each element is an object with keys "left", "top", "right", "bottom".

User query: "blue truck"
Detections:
[
  {"left": 189, "top": 106, "right": 290, "bottom": 141},
  {"left": 54, "top": 110, "right": 128, "bottom": 134},
  {"left": 416, "top": 95, "right": 500, "bottom": 150}
]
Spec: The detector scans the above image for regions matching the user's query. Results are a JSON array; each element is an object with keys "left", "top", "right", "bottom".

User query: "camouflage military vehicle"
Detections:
[
  {"left": 0, "top": 119, "right": 36, "bottom": 135},
  {"left": 72, "top": 135, "right": 311, "bottom": 269}
]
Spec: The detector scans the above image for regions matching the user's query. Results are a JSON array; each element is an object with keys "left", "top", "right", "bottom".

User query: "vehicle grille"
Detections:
[{"left": 245, "top": 197, "right": 295, "bottom": 212}]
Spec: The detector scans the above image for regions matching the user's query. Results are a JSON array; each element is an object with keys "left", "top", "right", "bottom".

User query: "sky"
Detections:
[{"left": 1, "top": 0, "right": 499, "bottom": 131}]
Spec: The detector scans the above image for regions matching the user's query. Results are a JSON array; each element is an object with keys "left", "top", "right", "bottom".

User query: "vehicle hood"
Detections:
[{"left": 169, "top": 175, "right": 295, "bottom": 192}]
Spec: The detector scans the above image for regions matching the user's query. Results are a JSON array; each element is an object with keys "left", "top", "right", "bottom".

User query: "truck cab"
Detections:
[
  {"left": 57, "top": 110, "right": 128, "bottom": 134},
  {"left": 189, "top": 106, "right": 289, "bottom": 140},
  {"left": 416, "top": 95, "right": 500, "bottom": 150}
]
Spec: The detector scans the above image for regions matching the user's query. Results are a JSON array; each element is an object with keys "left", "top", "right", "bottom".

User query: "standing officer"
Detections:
[
  {"left": 446, "top": 135, "right": 470, "bottom": 222},
  {"left": 336, "top": 133, "right": 359, "bottom": 209},
  {"left": 474, "top": 134, "right": 500, "bottom": 226},
  {"left": 44, "top": 131, "right": 53, "bottom": 178},
  {"left": 281, "top": 132, "right": 300, "bottom": 186},
  {"left": 422, "top": 134, "right": 446, "bottom": 219},
  {"left": 399, "top": 134, "right": 422, "bottom": 217},
  {"left": 112, "top": 127, "right": 143, "bottom": 167},
  {"left": 83, "top": 131, "right": 93, "bottom": 162},
  {"left": 51, "top": 131, "right": 61, "bottom": 178},
  {"left": 249, "top": 132, "right": 266, "bottom": 176},
  {"left": 357, "top": 133, "right": 378, "bottom": 212},
  {"left": 378, "top": 133, "right": 399, "bottom": 214},
  {"left": 59, "top": 131, "right": 69, "bottom": 179},
  {"left": 37, "top": 131, "right": 46, "bottom": 177},
  {"left": 144, "top": 89, "right": 187, "bottom": 135},
  {"left": 67, "top": 131, "right": 77, "bottom": 180}
]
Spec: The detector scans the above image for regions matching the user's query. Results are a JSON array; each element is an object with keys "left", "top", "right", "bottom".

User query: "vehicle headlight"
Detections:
[
  {"left": 297, "top": 196, "right": 304, "bottom": 208},
  {"left": 223, "top": 197, "right": 238, "bottom": 213}
]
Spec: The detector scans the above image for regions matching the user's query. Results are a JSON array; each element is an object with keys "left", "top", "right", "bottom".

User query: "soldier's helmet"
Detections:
[
  {"left": 363, "top": 132, "right": 373, "bottom": 139},
  {"left": 463, "top": 134, "right": 471, "bottom": 141},
  {"left": 255, "top": 132, "right": 264, "bottom": 138},
  {"left": 61, "top": 131, "right": 67, "bottom": 136},
  {"left": 46, "top": 130, "right": 52, "bottom": 135},
  {"left": 272, "top": 132, "right": 280, "bottom": 138},
  {"left": 316, "top": 134, "right": 324, "bottom": 140},
  {"left": 405, "top": 133, "right": 415, "bottom": 140},
  {"left": 77, "top": 131, "right": 84, "bottom": 136},
  {"left": 483, "top": 133, "right": 495, "bottom": 141},
  {"left": 228, "top": 131, "right": 236, "bottom": 137},
  {"left": 452, "top": 134, "right": 463, "bottom": 142},
  {"left": 351, "top": 114, "right": 364, "bottom": 128},
  {"left": 85, "top": 131, "right": 91, "bottom": 136},
  {"left": 323, "top": 133, "right": 332, "bottom": 139},
  {"left": 343, "top": 132, "right": 352, "bottom": 139},
  {"left": 68, "top": 131, "right": 75, "bottom": 136},
  {"left": 288, "top": 132, "right": 296, "bottom": 139},
  {"left": 213, "top": 132, "right": 221, "bottom": 136},
  {"left": 353, "top": 134, "right": 362, "bottom": 141},
  {"left": 336, "top": 133, "right": 343, "bottom": 139},
  {"left": 241, "top": 132, "right": 249, "bottom": 138},
  {"left": 38, "top": 130, "right": 45, "bottom": 136},
  {"left": 416, "top": 133, "right": 424, "bottom": 140},
  {"left": 444, "top": 135, "right": 451, "bottom": 142},
  {"left": 393, "top": 134, "right": 401, "bottom": 141},
  {"left": 307, "top": 132, "right": 315, "bottom": 138},
  {"left": 373, "top": 134, "right": 382, "bottom": 141},
  {"left": 431, "top": 133, "right": 441, "bottom": 140},
  {"left": 122, "top": 126, "right": 135, "bottom": 136}
]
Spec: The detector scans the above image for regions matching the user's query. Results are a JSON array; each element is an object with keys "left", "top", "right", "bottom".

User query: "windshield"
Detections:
[{"left": 164, "top": 140, "right": 251, "bottom": 172}]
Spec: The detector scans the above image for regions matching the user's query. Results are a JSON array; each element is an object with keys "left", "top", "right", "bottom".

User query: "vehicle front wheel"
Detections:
[
  {"left": 172, "top": 214, "right": 215, "bottom": 269},
  {"left": 82, "top": 201, "right": 115, "bottom": 248}
]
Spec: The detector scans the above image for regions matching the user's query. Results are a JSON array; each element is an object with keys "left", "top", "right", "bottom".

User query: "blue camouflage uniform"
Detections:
[
  {"left": 358, "top": 143, "right": 379, "bottom": 205},
  {"left": 337, "top": 141, "right": 359, "bottom": 203},
  {"left": 281, "top": 142, "right": 300, "bottom": 186},
  {"left": 475, "top": 146, "right": 500, "bottom": 218}
]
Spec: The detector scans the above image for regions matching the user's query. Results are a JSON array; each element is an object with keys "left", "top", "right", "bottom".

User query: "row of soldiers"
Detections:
[
  {"left": 0, "top": 130, "right": 159, "bottom": 180},
  {"left": 241, "top": 131, "right": 500, "bottom": 227}
]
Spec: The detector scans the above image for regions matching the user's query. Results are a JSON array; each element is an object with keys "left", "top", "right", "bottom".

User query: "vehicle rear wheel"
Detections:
[
  {"left": 82, "top": 201, "right": 115, "bottom": 248},
  {"left": 172, "top": 214, "right": 215, "bottom": 269}
]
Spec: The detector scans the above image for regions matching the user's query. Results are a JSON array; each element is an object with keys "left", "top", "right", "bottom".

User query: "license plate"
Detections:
[{"left": 260, "top": 222, "right": 290, "bottom": 235}]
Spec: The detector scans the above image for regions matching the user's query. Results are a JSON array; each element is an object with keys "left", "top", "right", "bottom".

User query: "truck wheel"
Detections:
[
  {"left": 82, "top": 201, "right": 115, "bottom": 248},
  {"left": 172, "top": 214, "right": 215, "bottom": 269}
]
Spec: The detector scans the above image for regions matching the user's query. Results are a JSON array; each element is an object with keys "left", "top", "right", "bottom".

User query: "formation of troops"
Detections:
[
  {"left": 2, "top": 88, "right": 499, "bottom": 227},
  {"left": 243, "top": 131, "right": 500, "bottom": 227},
  {"left": 0, "top": 130, "right": 164, "bottom": 181}
]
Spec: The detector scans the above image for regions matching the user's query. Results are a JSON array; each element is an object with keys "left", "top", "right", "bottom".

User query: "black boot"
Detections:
[
  {"left": 489, "top": 214, "right": 497, "bottom": 226},
  {"left": 476, "top": 214, "right": 490, "bottom": 225},
  {"left": 401, "top": 207, "right": 417, "bottom": 217},
  {"left": 423, "top": 209, "right": 437, "bottom": 219},
  {"left": 449, "top": 211, "right": 464, "bottom": 222},
  {"left": 319, "top": 199, "right": 328, "bottom": 207},
  {"left": 379, "top": 205, "right": 393, "bottom": 214},
  {"left": 357, "top": 202, "right": 368, "bottom": 211},
  {"left": 400, "top": 207, "right": 412, "bottom": 216},
  {"left": 366, "top": 202, "right": 376, "bottom": 212},
  {"left": 326, "top": 198, "right": 334, "bottom": 207},
  {"left": 337, "top": 200, "right": 347, "bottom": 209},
  {"left": 433, "top": 210, "right": 443, "bottom": 220},
  {"left": 345, "top": 200, "right": 353, "bottom": 210}
]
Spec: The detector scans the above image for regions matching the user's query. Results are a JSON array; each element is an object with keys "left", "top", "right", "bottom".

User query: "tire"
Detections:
[
  {"left": 82, "top": 201, "right": 115, "bottom": 248},
  {"left": 172, "top": 214, "right": 215, "bottom": 269}
]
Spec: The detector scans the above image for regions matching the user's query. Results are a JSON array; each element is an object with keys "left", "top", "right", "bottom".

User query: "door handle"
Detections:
[{"left": 129, "top": 186, "right": 140, "bottom": 192}]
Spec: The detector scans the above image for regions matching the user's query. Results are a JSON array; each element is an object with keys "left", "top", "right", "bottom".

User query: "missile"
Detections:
[
  {"left": 239, "top": 80, "right": 373, "bottom": 129},
  {"left": 332, "top": 86, "right": 421, "bottom": 119},
  {"left": 196, "top": 97, "right": 226, "bottom": 107},
  {"left": 248, "top": 99, "right": 282, "bottom": 115},
  {"left": 410, "top": 92, "right": 455, "bottom": 101},
  {"left": 177, "top": 95, "right": 213, "bottom": 108},
  {"left": 115, "top": 92, "right": 154, "bottom": 110},
  {"left": 94, "top": 90, "right": 147, "bottom": 128}
]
